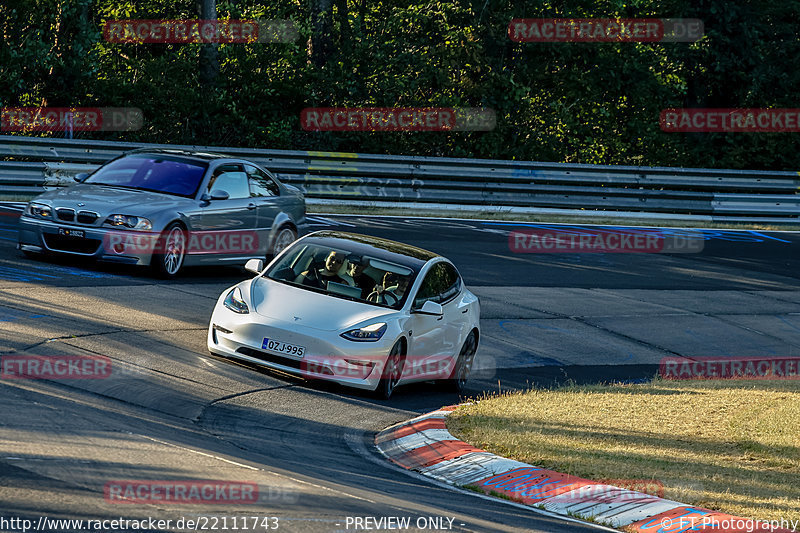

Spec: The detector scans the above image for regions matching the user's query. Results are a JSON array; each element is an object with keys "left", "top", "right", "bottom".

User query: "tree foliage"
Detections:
[{"left": 1, "top": 0, "right": 798, "bottom": 169}]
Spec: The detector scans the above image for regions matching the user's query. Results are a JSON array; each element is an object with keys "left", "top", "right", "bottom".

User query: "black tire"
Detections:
[
  {"left": 375, "top": 340, "right": 405, "bottom": 400},
  {"left": 150, "top": 222, "right": 186, "bottom": 279},
  {"left": 443, "top": 331, "right": 477, "bottom": 393},
  {"left": 270, "top": 226, "right": 297, "bottom": 258}
]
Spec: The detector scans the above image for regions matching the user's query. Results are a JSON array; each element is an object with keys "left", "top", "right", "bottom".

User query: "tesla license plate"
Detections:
[
  {"left": 262, "top": 338, "right": 305, "bottom": 358},
  {"left": 58, "top": 228, "right": 85, "bottom": 238}
]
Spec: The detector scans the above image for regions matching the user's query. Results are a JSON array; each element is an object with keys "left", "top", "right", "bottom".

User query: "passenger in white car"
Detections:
[
  {"left": 342, "top": 256, "right": 375, "bottom": 299},
  {"left": 301, "top": 250, "right": 348, "bottom": 288}
]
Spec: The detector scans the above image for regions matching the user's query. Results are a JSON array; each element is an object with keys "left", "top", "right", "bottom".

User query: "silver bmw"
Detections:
[{"left": 17, "top": 149, "right": 308, "bottom": 277}]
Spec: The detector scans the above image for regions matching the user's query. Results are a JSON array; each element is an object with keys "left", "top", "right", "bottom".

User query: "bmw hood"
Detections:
[
  {"left": 34, "top": 184, "right": 191, "bottom": 216},
  {"left": 250, "top": 277, "right": 394, "bottom": 331}
]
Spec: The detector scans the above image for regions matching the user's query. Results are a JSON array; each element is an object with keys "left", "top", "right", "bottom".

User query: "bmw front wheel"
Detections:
[
  {"left": 151, "top": 222, "right": 186, "bottom": 279},
  {"left": 270, "top": 226, "right": 297, "bottom": 258}
]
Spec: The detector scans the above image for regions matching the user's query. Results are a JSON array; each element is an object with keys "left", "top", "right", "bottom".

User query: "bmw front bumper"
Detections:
[{"left": 18, "top": 215, "right": 154, "bottom": 265}]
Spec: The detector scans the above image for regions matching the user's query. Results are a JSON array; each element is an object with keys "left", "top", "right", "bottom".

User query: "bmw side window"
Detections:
[
  {"left": 246, "top": 165, "right": 280, "bottom": 197},
  {"left": 207, "top": 165, "right": 249, "bottom": 199}
]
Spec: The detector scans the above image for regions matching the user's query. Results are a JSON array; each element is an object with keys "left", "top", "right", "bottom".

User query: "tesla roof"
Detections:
[{"left": 302, "top": 231, "right": 439, "bottom": 270}]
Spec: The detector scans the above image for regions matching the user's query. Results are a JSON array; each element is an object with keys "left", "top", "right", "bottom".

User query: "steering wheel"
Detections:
[{"left": 368, "top": 289, "right": 398, "bottom": 306}]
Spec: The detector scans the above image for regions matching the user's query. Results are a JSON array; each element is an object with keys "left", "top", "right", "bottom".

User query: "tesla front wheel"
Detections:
[
  {"left": 151, "top": 222, "right": 186, "bottom": 279},
  {"left": 375, "top": 341, "right": 405, "bottom": 400},
  {"left": 444, "top": 331, "right": 477, "bottom": 394}
]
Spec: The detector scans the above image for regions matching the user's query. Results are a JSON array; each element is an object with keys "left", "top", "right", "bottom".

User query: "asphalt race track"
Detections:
[{"left": 1, "top": 202, "right": 799, "bottom": 532}]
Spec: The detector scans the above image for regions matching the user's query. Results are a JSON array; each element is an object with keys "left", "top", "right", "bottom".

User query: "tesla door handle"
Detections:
[
  {"left": 461, "top": 308, "right": 468, "bottom": 314},
  {"left": 436, "top": 315, "right": 443, "bottom": 321},
  {"left": 247, "top": 203, "right": 257, "bottom": 210}
]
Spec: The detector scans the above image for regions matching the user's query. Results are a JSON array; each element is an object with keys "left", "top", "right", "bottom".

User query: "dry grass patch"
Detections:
[{"left": 448, "top": 379, "right": 800, "bottom": 523}]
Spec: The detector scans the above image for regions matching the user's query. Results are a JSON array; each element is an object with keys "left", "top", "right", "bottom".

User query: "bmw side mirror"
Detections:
[
  {"left": 74, "top": 173, "right": 89, "bottom": 182},
  {"left": 209, "top": 189, "right": 229, "bottom": 201},
  {"left": 414, "top": 301, "right": 444, "bottom": 316},
  {"left": 245, "top": 258, "right": 264, "bottom": 274}
]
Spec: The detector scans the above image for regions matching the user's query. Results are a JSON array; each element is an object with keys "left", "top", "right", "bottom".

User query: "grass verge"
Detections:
[{"left": 448, "top": 379, "right": 800, "bottom": 523}]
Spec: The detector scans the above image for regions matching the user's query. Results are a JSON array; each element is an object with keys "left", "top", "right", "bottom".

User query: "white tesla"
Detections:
[{"left": 207, "top": 231, "right": 480, "bottom": 398}]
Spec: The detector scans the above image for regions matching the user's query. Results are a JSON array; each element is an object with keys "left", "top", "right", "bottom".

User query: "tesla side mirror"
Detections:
[
  {"left": 209, "top": 189, "right": 230, "bottom": 201},
  {"left": 245, "top": 258, "right": 264, "bottom": 274},
  {"left": 74, "top": 173, "right": 89, "bottom": 182},
  {"left": 414, "top": 301, "right": 443, "bottom": 316}
]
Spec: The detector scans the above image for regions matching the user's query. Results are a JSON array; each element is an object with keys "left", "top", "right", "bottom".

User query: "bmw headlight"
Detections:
[
  {"left": 223, "top": 287, "right": 249, "bottom": 314},
  {"left": 104, "top": 214, "right": 152, "bottom": 230},
  {"left": 341, "top": 323, "right": 387, "bottom": 342},
  {"left": 28, "top": 202, "right": 52, "bottom": 219}
]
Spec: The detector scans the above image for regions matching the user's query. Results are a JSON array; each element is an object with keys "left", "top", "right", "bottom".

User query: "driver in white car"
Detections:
[{"left": 369, "top": 272, "right": 410, "bottom": 305}]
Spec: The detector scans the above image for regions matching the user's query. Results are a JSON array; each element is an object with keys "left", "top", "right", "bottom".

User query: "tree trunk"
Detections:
[
  {"left": 199, "top": 0, "right": 219, "bottom": 86},
  {"left": 310, "top": 0, "right": 333, "bottom": 68}
]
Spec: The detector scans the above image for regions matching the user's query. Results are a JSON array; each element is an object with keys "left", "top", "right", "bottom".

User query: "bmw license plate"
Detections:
[
  {"left": 262, "top": 338, "right": 305, "bottom": 358},
  {"left": 58, "top": 228, "right": 85, "bottom": 238}
]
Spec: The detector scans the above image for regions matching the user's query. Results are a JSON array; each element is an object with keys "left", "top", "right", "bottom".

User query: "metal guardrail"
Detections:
[{"left": 1, "top": 135, "right": 798, "bottom": 223}]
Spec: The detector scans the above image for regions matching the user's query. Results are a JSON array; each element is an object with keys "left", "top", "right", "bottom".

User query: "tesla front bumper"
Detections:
[
  {"left": 207, "top": 301, "right": 394, "bottom": 391},
  {"left": 18, "top": 215, "right": 154, "bottom": 265}
]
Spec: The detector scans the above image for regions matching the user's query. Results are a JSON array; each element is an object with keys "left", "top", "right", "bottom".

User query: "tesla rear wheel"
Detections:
[
  {"left": 271, "top": 226, "right": 296, "bottom": 258},
  {"left": 375, "top": 341, "right": 405, "bottom": 399},
  {"left": 444, "top": 331, "right": 477, "bottom": 394},
  {"left": 151, "top": 223, "right": 186, "bottom": 279}
]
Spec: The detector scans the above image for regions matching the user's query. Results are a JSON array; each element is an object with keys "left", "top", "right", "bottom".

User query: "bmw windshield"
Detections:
[
  {"left": 267, "top": 243, "right": 415, "bottom": 310},
  {"left": 84, "top": 153, "right": 208, "bottom": 198}
]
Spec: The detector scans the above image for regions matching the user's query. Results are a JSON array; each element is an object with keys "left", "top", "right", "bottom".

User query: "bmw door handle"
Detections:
[
  {"left": 461, "top": 308, "right": 468, "bottom": 313},
  {"left": 247, "top": 203, "right": 257, "bottom": 210}
]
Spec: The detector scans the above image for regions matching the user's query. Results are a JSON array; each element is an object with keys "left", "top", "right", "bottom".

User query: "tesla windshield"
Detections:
[
  {"left": 84, "top": 154, "right": 207, "bottom": 197},
  {"left": 267, "top": 243, "right": 415, "bottom": 309}
]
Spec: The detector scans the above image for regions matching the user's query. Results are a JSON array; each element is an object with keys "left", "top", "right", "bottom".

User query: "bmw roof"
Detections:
[{"left": 125, "top": 148, "right": 232, "bottom": 160}]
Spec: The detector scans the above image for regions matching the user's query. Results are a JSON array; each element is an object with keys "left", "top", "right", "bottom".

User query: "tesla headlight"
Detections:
[
  {"left": 223, "top": 287, "right": 249, "bottom": 314},
  {"left": 28, "top": 202, "right": 52, "bottom": 219},
  {"left": 341, "top": 322, "right": 387, "bottom": 342},
  {"left": 104, "top": 214, "right": 152, "bottom": 230}
]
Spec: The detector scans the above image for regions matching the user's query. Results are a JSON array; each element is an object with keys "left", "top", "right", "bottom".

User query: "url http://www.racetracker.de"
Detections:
[{"left": 0, "top": 515, "right": 281, "bottom": 532}]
